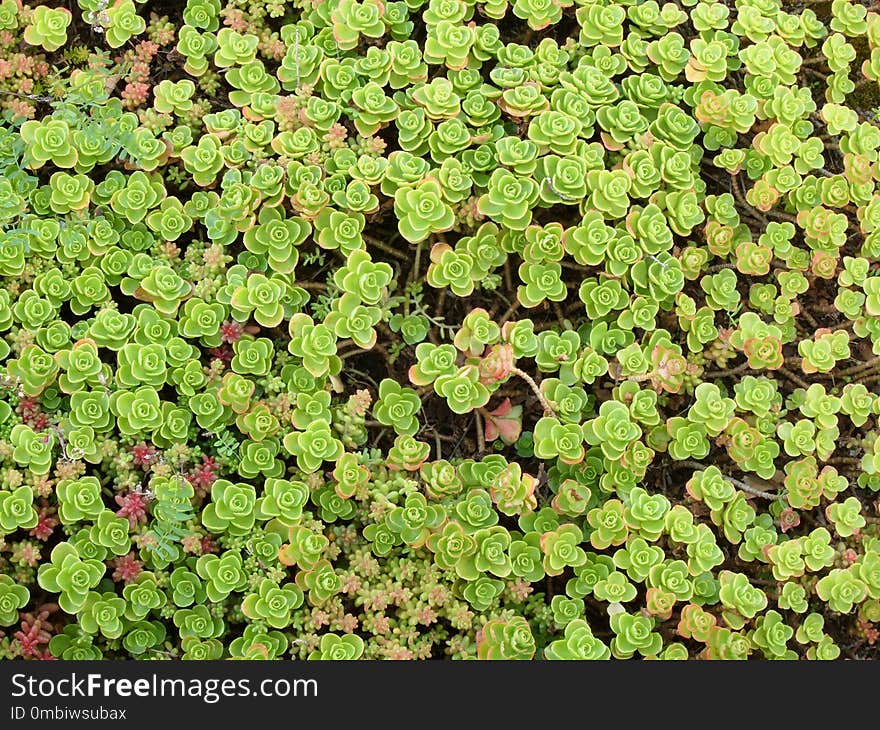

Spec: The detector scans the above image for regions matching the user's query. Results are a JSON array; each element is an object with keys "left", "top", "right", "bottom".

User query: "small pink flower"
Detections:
[
  {"left": 200, "top": 536, "right": 219, "bottom": 554},
  {"left": 189, "top": 455, "right": 219, "bottom": 492},
  {"left": 386, "top": 645, "right": 414, "bottom": 660},
  {"left": 14, "top": 610, "right": 53, "bottom": 658},
  {"left": 121, "top": 81, "right": 149, "bottom": 109},
  {"left": 416, "top": 607, "right": 437, "bottom": 626},
  {"left": 210, "top": 346, "right": 233, "bottom": 364},
  {"left": 30, "top": 508, "right": 58, "bottom": 541},
  {"left": 115, "top": 491, "right": 148, "bottom": 528},
  {"left": 135, "top": 41, "right": 159, "bottom": 62},
  {"left": 181, "top": 534, "right": 203, "bottom": 555},
  {"left": 13, "top": 54, "right": 31, "bottom": 75},
  {"left": 131, "top": 442, "right": 158, "bottom": 470},
  {"left": 220, "top": 320, "right": 245, "bottom": 344},
  {"left": 111, "top": 553, "right": 144, "bottom": 583}
]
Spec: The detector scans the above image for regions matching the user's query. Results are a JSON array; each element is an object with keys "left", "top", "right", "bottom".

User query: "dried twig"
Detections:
[{"left": 680, "top": 460, "right": 780, "bottom": 500}]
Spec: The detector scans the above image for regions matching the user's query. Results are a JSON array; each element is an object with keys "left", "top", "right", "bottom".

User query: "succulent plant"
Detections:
[{"left": 0, "top": 0, "right": 877, "bottom": 665}]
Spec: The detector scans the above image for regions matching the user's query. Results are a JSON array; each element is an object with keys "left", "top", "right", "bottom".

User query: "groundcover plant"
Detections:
[{"left": 0, "top": 0, "right": 879, "bottom": 661}]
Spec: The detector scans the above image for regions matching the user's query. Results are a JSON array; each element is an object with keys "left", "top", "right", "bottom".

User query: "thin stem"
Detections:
[
  {"left": 410, "top": 302, "right": 454, "bottom": 334},
  {"left": 723, "top": 474, "right": 779, "bottom": 500},
  {"left": 827, "top": 456, "right": 862, "bottom": 466},
  {"left": 800, "top": 55, "right": 828, "bottom": 67},
  {"left": 363, "top": 235, "right": 408, "bottom": 261},
  {"left": 339, "top": 341, "right": 392, "bottom": 361},
  {"left": 705, "top": 263, "right": 737, "bottom": 273},
  {"left": 858, "top": 371, "right": 880, "bottom": 386},
  {"left": 559, "top": 260, "right": 591, "bottom": 272},
  {"left": 498, "top": 299, "right": 521, "bottom": 326},
  {"left": 680, "top": 461, "right": 779, "bottom": 500},
  {"left": 474, "top": 410, "right": 486, "bottom": 456},
  {"left": 764, "top": 208, "right": 799, "bottom": 224},
  {"left": 624, "top": 373, "right": 654, "bottom": 382},
  {"left": 412, "top": 240, "right": 423, "bottom": 278},
  {"left": 0, "top": 89, "right": 54, "bottom": 102},
  {"left": 838, "top": 355, "right": 880, "bottom": 377},
  {"left": 802, "top": 67, "right": 829, "bottom": 82},
  {"left": 796, "top": 301, "right": 820, "bottom": 330},
  {"left": 435, "top": 288, "right": 447, "bottom": 326},
  {"left": 297, "top": 281, "right": 327, "bottom": 291},
  {"left": 552, "top": 300, "right": 567, "bottom": 328},
  {"left": 777, "top": 365, "right": 810, "bottom": 390},
  {"left": 704, "top": 361, "right": 751, "bottom": 378},
  {"left": 404, "top": 240, "right": 424, "bottom": 318},
  {"left": 731, "top": 173, "right": 767, "bottom": 225},
  {"left": 509, "top": 367, "right": 556, "bottom": 417}
]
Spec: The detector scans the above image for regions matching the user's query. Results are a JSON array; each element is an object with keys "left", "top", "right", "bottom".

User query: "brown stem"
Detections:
[
  {"left": 339, "top": 341, "right": 392, "bottom": 361},
  {"left": 777, "top": 365, "right": 810, "bottom": 390},
  {"left": 363, "top": 234, "right": 408, "bottom": 261},
  {"left": 800, "top": 56, "right": 828, "bottom": 67},
  {"left": 858, "top": 372, "right": 880, "bottom": 386},
  {"left": 796, "top": 300, "right": 820, "bottom": 329},
  {"left": 435, "top": 288, "right": 447, "bottom": 323},
  {"left": 827, "top": 457, "right": 862, "bottom": 466},
  {"left": 509, "top": 367, "right": 556, "bottom": 417},
  {"left": 624, "top": 373, "right": 654, "bottom": 382},
  {"left": 493, "top": 387, "right": 528, "bottom": 398},
  {"left": 704, "top": 361, "right": 751, "bottom": 378},
  {"left": 838, "top": 355, "right": 880, "bottom": 377},
  {"left": 731, "top": 173, "right": 767, "bottom": 225},
  {"left": 680, "top": 461, "right": 779, "bottom": 500},
  {"left": 498, "top": 299, "right": 521, "bottom": 326},
  {"left": 474, "top": 410, "right": 486, "bottom": 456},
  {"left": 559, "top": 260, "right": 591, "bottom": 272},
  {"left": 764, "top": 208, "right": 799, "bottom": 224},
  {"left": 551, "top": 300, "right": 567, "bottom": 328},
  {"left": 404, "top": 240, "right": 424, "bottom": 317}
]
